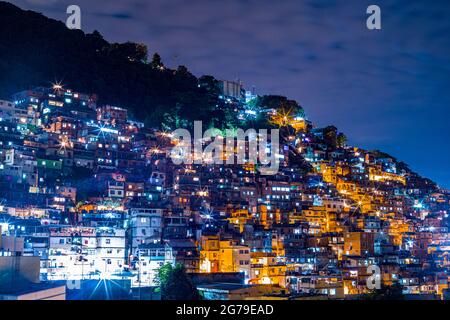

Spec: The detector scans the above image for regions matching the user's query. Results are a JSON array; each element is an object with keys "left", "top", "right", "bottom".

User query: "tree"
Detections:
[
  {"left": 198, "top": 75, "right": 221, "bottom": 95},
  {"left": 106, "top": 42, "right": 148, "bottom": 62},
  {"left": 151, "top": 53, "right": 164, "bottom": 69},
  {"left": 253, "top": 95, "right": 299, "bottom": 111},
  {"left": 259, "top": 95, "right": 305, "bottom": 134},
  {"left": 336, "top": 132, "right": 347, "bottom": 148},
  {"left": 323, "top": 125, "right": 338, "bottom": 149},
  {"left": 155, "top": 263, "right": 200, "bottom": 300},
  {"left": 176, "top": 65, "right": 189, "bottom": 75}
]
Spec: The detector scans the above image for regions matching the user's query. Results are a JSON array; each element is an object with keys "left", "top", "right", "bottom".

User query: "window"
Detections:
[{"left": 106, "top": 239, "right": 111, "bottom": 244}]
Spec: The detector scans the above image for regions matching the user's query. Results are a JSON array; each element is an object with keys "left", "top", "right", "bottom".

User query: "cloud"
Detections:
[
  {"left": 92, "top": 11, "right": 134, "bottom": 20},
  {"left": 23, "top": 0, "right": 59, "bottom": 5}
]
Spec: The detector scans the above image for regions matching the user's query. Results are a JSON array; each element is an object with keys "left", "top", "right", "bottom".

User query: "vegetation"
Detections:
[
  {"left": 0, "top": 2, "right": 222, "bottom": 130},
  {"left": 0, "top": 3, "right": 312, "bottom": 134},
  {"left": 155, "top": 263, "right": 200, "bottom": 300},
  {"left": 248, "top": 95, "right": 302, "bottom": 114},
  {"left": 336, "top": 132, "right": 347, "bottom": 148}
]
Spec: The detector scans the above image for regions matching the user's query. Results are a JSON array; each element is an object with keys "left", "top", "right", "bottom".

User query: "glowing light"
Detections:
[
  {"left": 0, "top": 222, "right": 9, "bottom": 233},
  {"left": 269, "top": 107, "right": 296, "bottom": 129},
  {"left": 100, "top": 127, "right": 118, "bottom": 134},
  {"left": 413, "top": 203, "right": 423, "bottom": 209},
  {"left": 52, "top": 81, "right": 64, "bottom": 91},
  {"left": 150, "top": 147, "right": 162, "bottom": 155}
]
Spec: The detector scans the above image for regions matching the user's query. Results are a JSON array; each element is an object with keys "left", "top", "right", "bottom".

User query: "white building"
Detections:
[
  {"left": 218, "top": 80, "right": 244, "bottom": 101},
  {"left": 0, "top": 100, "right": 28, "bottom": 123},
  {"left": 1, "top": 149, "right": 37, "bottom": 185},
  {"left": 95, "top": 227, "right": 126, "bottom": 276},
  {"left": 132, "top": 243, "right": 175, "bottom": 287},
  {"left": 46, "top": 226, "right": 126, "bottom": 280},
  {"left": 47, "top": 227, "right": 97, "bottom": 280},
  {"left": 128, "top": 207, "right": 163, "bottom": 254}
]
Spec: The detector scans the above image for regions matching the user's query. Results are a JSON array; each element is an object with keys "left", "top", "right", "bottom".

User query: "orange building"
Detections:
[{"left": 344, "top": 232, "right": 375, "bottom": 257}]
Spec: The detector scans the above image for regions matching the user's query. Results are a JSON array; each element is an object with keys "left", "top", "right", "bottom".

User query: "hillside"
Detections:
[
  {"left": 0, "top": 1, "right": 438, "bottom": 192},
  {"left": 0, "top": 1, "right": 223, "bottom": 128}
]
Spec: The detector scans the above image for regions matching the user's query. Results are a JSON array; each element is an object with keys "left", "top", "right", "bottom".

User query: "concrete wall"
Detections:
[
  {"left": 0, "top": 256, "right": 41, "bottom": 285},
  {"left": 0, "top": 285, "right": 66, "bottom": 300},
  {"left": 0, "top": 236, "right": 24, "bottom": 253}
]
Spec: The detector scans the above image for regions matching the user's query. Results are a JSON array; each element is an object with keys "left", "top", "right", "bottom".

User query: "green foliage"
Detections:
[
  {"left": 248, "top": 112, "right": 273, "bottom": 130},
  {"left": 106, "top": 42, "right": 148, "bottom": 62},
  {"left": 336, "top": 132, "right": 347, "bottom": 148},
  {"left": 251, "top": 95, "right": 300, "bottom": 111},
  {"left": 0, "top": 2, "right": 222, "bottom": 130},
  {"left": 150, "top": 53, "right": 164, "bottom": 69},
  {"left": 245, "top": 95, "right": 304, "bottom": 130},
  {"left": 198, "top": 75, "right": 221, "bottom": 95},
  {"left": 322, "top": 125, "right": 337, "bottom": 149},
  {"left": 155, "top": 263, "right": 200, "bottom": 300}
]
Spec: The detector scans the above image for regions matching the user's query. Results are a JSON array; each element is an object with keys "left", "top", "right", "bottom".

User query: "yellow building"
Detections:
[
  {"left": 368, "top": 166, "right": 406, "bottom": 185},
  {"left": 291, "top": 118, "right": 308, "bottom": 132},
  {"left": 249, "top": 252, "right": 287, "bottom": 287},
  {"left": 271, "top": 233, "right": 286, "bottom": 257},
  {"left": 336, "top": 178, "right": 357, "bottom": 195},
  {"left": 199, "top": 236, "right": 251, "bottom": 278},
  {"left": 319, "top": 162, "right": 350, "bottom": 185},
  {"left": 300, "top": 206, "right": 340, "bottom": 234},
  {"left": 388, "top": 219, "right": 414, "bottom": 246},
  {"left": 219, "top": 240, "right": 251, "bottom": 277},
  {"left": 227, "top": 209, "right": 252, "bottom": 233},
  {"left": 344, "top": 232, "right": 375, "bottom": 257},
  {"left": 259, "top": 205, "right": 282, "bottom": 229},
  {"left": 199, "top": 235, "right": 220, "bottom": 273}
]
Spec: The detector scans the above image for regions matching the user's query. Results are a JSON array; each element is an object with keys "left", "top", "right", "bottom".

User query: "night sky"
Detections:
[{"left": 10, "top": 0, "right": 450, "bottom": 188}]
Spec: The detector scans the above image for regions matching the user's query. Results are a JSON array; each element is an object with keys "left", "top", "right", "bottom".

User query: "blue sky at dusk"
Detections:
[{"left": 10, "top": 0, "right": 450, "bottom": 188}]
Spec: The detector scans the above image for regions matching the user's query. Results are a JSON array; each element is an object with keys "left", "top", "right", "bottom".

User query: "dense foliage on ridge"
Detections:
[{"left": 0, "top": 1, "right": 229, "bottom": 129}]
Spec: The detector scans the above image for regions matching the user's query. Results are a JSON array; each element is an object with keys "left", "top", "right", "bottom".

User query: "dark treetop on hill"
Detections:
[{"left": 0, "top": 1, "right": 226, "bottom": 130}]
